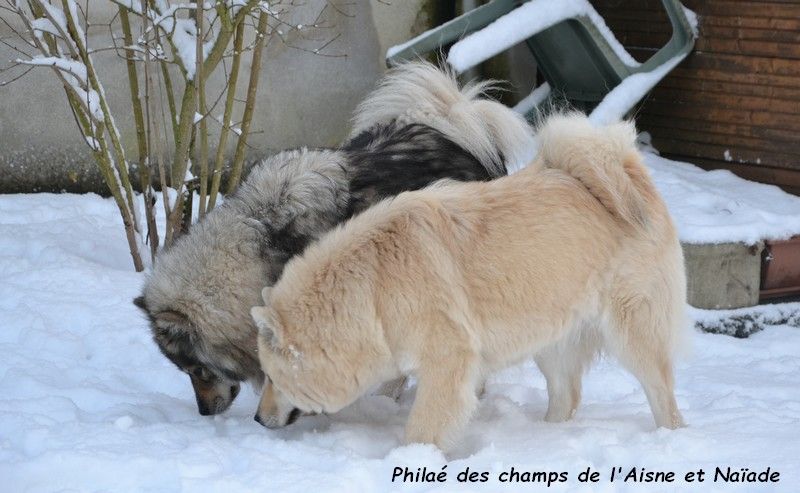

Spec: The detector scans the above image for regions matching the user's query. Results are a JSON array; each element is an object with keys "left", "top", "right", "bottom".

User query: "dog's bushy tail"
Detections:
[
  {"left": 536, "top": 113, "right": 658, "bottom": 230},
  {"left": 350, "top": 61, "right": 536, "bottom": 176}
]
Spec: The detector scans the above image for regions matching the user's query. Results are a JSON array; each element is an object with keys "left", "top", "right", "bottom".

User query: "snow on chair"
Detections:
[{"left": 386, "top": 0, "right": 697, "bottom": 125}]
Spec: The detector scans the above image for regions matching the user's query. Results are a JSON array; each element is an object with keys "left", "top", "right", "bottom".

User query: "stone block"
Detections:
[{"left": 683, "top": 241, "right": 764, "bottom": 309}]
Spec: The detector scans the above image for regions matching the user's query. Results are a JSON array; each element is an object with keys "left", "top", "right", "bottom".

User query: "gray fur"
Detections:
[
  {"left": 135, "top": 62, "right": 536, "bottom": 415},
  {"left": 139, "top": 149, "right": 348, "bottom": 390},
  {"left": 350, "top": 61, "right": 536, "bottom": 173}
]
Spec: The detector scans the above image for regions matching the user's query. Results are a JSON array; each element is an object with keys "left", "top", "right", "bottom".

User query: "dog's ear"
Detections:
[
  {"left": 251, "top": 305, "right": 282, "bottom": 346},
  {"left": 150, "top": 310, "right": 195, "bottom": 355},
  {"left": 133, "top": 296, "right": 147, "bottom": 310}
]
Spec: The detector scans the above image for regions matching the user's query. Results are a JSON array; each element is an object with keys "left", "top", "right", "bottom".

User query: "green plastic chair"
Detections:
[{"left": 387, "top": 0, "right": 696, "bottom": 119}]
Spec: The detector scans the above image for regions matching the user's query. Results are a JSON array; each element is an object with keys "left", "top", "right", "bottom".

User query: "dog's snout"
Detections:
[
  {"left": 212, "top": 396, "right": 225, "bottom": 412},
  {"left": 195, "top": 394, "right": 231, "bottom": 416},
  {"left": 254, "top": 413, "right": 281, "bottom": 429}
]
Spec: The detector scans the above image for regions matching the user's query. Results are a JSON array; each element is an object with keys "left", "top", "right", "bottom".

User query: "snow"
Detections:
[
  {"left": 30, "top": 17, "right": 60, "bottom": 37},
  {"left": 84, "top": 135, "right": 100, "bottom": 151},
  {"left": 2, "top": 186, "right": 800, "bottom": 491},
  {"left": 124, "top": 1, "right": 219, "bottom": 79},
  {"left": 682, "top": 5, "right": 700, "bottom": 37},
  {"left": 17, "top": 56, "right": 88, "bottom": 82},
  {"left": 39, "top": 1, "right": 68, "bottom": 36},
  {"left": 446, "top": 0, "right": 639, "bottom": 73},
  {"left": 157, "top": 15, "right": 213, "bottom": 80},
  {"left": 512, "top": 82, "right": 551, "bottom": 116},
  {"left": 644, "top": 152, "right": 800, "bottom": 244},
  {"left": 589, "top": 54, "right": 687, "bottom": 125},
  {"left": 690, "top": 302, "right": 800, "bottom": 338}
]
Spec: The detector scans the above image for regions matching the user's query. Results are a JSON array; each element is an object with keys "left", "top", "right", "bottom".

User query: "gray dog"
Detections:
[{"left": 134, "top": 62, "right": 535, "bottom": 416}]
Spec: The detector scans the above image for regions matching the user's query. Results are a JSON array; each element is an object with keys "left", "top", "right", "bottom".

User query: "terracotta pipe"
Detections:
[{"left": 760, "top": 235, "right": 800, "bottom": 300}]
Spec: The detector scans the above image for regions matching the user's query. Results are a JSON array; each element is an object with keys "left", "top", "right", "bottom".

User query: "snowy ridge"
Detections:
[
  {"left": 644, "top": 152, "right": 800, "bottom": 244},
  {"left": 589, "top": 54, "right": 687, "bottom": 125},
  {"left": 690, "top": 303, "right": 800, "bottom": 338},
  {"left": 513, "top": 82, "right": 551, "bottom": 116},
  {"left": 446, "top": 0, "right": 640, "bottom": 73}
]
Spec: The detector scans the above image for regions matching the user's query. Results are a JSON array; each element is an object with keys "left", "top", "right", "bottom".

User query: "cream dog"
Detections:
[{"left": 252, "top": 113, "right": 686, "bottom": 450}]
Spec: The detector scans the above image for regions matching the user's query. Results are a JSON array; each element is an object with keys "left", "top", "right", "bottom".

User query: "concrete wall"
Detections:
[
  {"left": 683, "top": 242, "right": 764, "bottom": 309},
  {"left": 0, "top": 0, "right": 442, "bottom": 193}
]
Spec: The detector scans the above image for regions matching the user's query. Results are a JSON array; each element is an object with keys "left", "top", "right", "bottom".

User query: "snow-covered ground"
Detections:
[
  {"left": 2, "top": 153, "right": 800, "bottom": 492},
  {"left": 646, "top": 152, "right": 800, "bottom": 244}
]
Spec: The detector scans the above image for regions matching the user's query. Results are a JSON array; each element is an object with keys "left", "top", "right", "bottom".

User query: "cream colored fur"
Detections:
[
  {"left": 350, "top": 61, "right": 537, "bottom": 174},
  {"left": 253, "top": 114, "right": 687, "bottom": 450}
]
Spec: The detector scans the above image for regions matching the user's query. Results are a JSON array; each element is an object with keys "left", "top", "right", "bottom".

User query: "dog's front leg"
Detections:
[{"left": 404, "top": 348, "right": 479, "bottom": 450}]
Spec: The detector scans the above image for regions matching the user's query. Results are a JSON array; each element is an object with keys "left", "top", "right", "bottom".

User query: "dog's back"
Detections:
[
  {"left": 258, "top": 114, "right": 686, "bottom": 448},
  {"left": 270, "top": 115, "right": 679, "bottom": 354}
]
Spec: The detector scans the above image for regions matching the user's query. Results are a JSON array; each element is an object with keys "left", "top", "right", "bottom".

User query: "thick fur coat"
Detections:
[
  {"left": 135, "top": 62, "right": 535, "bottom": 415},
  {"left": 253, "top": 114, "right": 687, "bottom": 450}
]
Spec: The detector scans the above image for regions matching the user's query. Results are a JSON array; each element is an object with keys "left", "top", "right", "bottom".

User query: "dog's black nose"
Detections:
[
  {"left": 286, "top": 408, "right": 302, "bottom": 425},
  {"left": 254, "top": 414, "right": 263, "bottom": 425}
]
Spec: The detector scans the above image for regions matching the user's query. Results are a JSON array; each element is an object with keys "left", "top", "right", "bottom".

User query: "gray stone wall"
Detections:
[
  {"left": 683, "top": 242, "right": 765, "bottom": 309},
  {"left": 0, "top": 0, "right": 439, "bottom": 194}
]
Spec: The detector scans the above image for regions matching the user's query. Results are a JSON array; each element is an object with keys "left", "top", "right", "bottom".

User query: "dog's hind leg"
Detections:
[
  {"left": 404, "top": 343, "right": 480, "bottom": 450},
  {"left": 535, "top": 329, "right": 598, "bottom": 422},
  {"left": 608, "top": 298, "right": 685, "bottom": 429}
]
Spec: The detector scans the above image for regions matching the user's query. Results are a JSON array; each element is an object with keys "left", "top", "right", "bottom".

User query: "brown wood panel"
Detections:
[
  {"left": 699, "top": 25, "right": 800, "bottom": 43},
  {"left": 698, "top": 15, "right": 800, "bottom": 32},
  {"left": 595, "top": 0, "right": 800, "bottom": 9},
  {"left": 649, "top": 87, "right": 800, "bottom": 113},
  {"left": 642, "top": 124, "right": 800, "bottom": 157},
  {"left": 603, "top": 9, "right": 800, "bottom": 31},
  {"left": 604, "top": 22, "right": 800, "bottom": 47},
  {"left": 644, "top": 101, "right": 800, "bottom": 133},
  {"left": 592, "top": 0, "right": 800, "bottom": 191},
  {"left": 693, "top": 38, "right": 800, "bottom": 59},
  {"left": 628, "top": 49, "right": 800, "bottom": 79},
  {"left": 677, "top": 52, "right": 800, "bottom": 78},
  {"left": 659, "top": 76, "right": 800, "bottom": 100},
  {"left": 638, "top": 114, "right": 800, "bottom": 142},
  {"left": 621, "top": 32, "right": 800, "bottom": 59},
  {"left": 669, "top": 66, "right": 800, "bottom": 89},
  {"left": 682, "top": 1, "right": 800, "bottom": 18},
  {"left": 652, "top": 138, "right": 799, "bottom": 168}
]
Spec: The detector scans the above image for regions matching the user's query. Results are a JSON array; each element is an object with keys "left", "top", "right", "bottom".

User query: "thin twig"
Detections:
[{"left": 226, "top": 9, "right": 268, "bottom": 194}]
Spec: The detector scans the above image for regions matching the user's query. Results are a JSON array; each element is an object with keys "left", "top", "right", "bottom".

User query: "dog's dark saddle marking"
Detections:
[
  {"left": 259, "top": 122, "right": 505, "bottom": 268},
  {"left": 344, "top": 122, "right": 505, "bottom": 215}
]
